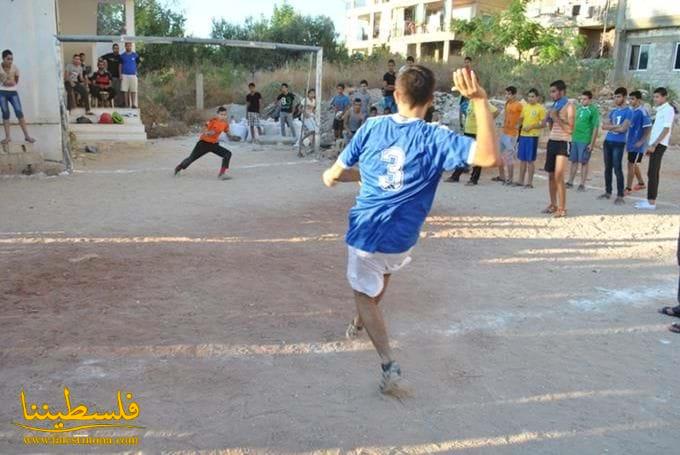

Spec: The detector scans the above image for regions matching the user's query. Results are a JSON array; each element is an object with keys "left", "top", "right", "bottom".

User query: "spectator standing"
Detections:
[
  {"left": 246, "top": 82, "right": 262, "bottom": 144},
  {"left": 277, "top": 83, "right": 296, "bottom": 139},
  {"left": 101, "top": 43, "right": 122, "bottom": 106},
  {"left": 355, "top": 80, "right": 371, "bottom": 115},
  {"left": 119, "top": 42, "right": 140, "bottom": 108},
  {"left": 0, "top": 49, "right": 35, "bottom": 145},
  {"left": 635, "top": 87, "right": 675, "bottom": 210},
  {"left": 382, "top": 59, "right": 397, "bottom": 113},
  {"left": 330, "top": 83, "right": 350, "bottom": 140}
]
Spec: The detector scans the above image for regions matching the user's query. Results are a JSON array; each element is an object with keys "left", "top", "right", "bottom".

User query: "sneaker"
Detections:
[
  {"left": 566, "top": 182, "right": 574, "bottom": 189},
  {"left": 513, "top": 182, "right": 524, "bottom": 187},
  {"left": 491, "top": 176, "right": 503, "bottom": 182},
  {"left": 218, "top": 173, "right": 231, "bottom": 180},
  {"left": 523, "top": 184, "right": 534, "bottom": 189},
  {"left": 634, "top": 200, "right": 656, "bottom": 210},
  {"left": 345, "top": 319, "right": 363, "bottom": 340},
  {"left": 577, "top": 184, "right": 586, "bottom": 192},
  {"left": 614, "top": 196, "right": 625, "bottom": 205},
  {"left": 379, "top": 361, "right": 402, "bottom": 394},
  {"left": 504, "top": 180, "right": 513, "bottom": 186},
  {"left": 597, "top": 193, "right": 611, "bottom": 200},
  {"left": 465, "top": 181, "right": 477, "bottom": 186}
]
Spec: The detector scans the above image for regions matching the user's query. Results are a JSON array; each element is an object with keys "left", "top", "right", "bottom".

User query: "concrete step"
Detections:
[
  {"left": 69, "top": 123, "right": 147, "bottom": 142},
  {"left": 68, "top": 108, "right": 142, "bottom": 125},
  {"left": 0, "top": 143, "right": 44, "bottom": 174}
]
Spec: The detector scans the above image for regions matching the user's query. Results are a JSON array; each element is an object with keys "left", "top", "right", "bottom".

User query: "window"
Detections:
[
  {"left": 572, "top": 5, "right": 581, "bottom": 17},
  {"left": 674, "top": 42, "right": 680, "bottom": 70},
  {"left": 628, "top": 44, "right": 649, "bottom": 71}
]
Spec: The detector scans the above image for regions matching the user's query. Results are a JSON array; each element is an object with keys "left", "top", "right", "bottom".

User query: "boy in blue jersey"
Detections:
[
  {"left": 322, "top": 66, "right": 500, "bottom": 394},
  {"left": 625, "top": 90, "right": 652, "bottom": 195},
  {"left": 599, "top": 87, "right": 633, "bottom": 205}
]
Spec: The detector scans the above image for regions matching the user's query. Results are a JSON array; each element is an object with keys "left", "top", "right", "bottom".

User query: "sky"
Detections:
[{"left": 172, "top": 0, "right": 348, "bottom": 40}]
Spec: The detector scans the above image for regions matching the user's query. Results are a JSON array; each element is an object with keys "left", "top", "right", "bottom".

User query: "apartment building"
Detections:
[
  {"left": 527, "top": 0, "right": 680, "bottom": 93},
  {"left": 345, "top": 0, "right": 511, "bottom": 61}
]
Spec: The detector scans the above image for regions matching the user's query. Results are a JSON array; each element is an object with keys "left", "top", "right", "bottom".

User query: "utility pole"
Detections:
[{"left": 612, "top": 0, "right": 627, "bottom": 82}]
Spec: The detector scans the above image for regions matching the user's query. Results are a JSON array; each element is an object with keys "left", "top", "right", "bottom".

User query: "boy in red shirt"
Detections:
[{"left": 175, "top": 106, "right": 235, "bottom": 180}]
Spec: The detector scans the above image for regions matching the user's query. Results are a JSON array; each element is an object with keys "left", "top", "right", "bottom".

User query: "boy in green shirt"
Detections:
[{"left": 567, "top": 90, "right": 599, "bottom": 191}]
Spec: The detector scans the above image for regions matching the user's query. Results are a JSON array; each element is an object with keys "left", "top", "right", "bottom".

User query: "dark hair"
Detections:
[
  {"left": 79, "top": 52, "right": 85, "bottom": 56},
  {"left": 505, "top": 86, "right": 517, "bottom": 95},
  {"left": 217, "top": 106, "right": 227, "bottom": 113},
  {"left": 354, "top": 98, "right": 362, "bottom": 103},
  {"left": 464, "top": 56, "right": 472, "bottom": 62},
  {"left": 629, "top": 90, "right": 642, "bottom": 99},
  {"left": 396, "top": 65, "right": 435, "bottom": 108},
  {"left": 406, "top": 56, "right": 414, "bottom": 62},
  {"left": 614, "top": 87, "right": 627, "bottom": 96},
  {"left": 653, "top": 87, "right": 668, "bottom": 97},
  {"left": 388, "top": 59, "right": 395, "bottom": 64},
  {"left": 360, "top": 79, "right": 368, "bottom": 85},
  {"left": 582, "top": 90, "right": 593, "bottom": 99},
  {"left": 337, "top": 83, "right": 345, "bottom": 89},
  {"left": 528, "top": 88, "right": 539, "bottom": 97},
  {"left": 550, "top": 80, "right": 567, "bottom": 92},
  {"left": 384, "top": 107, "right": 392, "bottom": 113},
  {"left": 112, "top": 43, "right": 119, "bottom": 48},
  {"left": 370, "top": 106, "right": 378, "bottom": 112},
  {"left": 73, "top": 54, "right": 79, "bottom": 58},
  {"left": 281, "top": 83, "right": 288, "bottom": 88},
  {"left": 2, "top": 49, "right": 12, "bottom": 59},
  {"left": 248, "top": 82, "right": 255, "bottom": 87},
  {"left": 308, "top": 88, "right": 315, "bottom": 94}
]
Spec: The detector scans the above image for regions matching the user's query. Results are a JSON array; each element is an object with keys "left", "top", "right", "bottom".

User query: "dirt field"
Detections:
[{"left": 1, "top": 136, "right": 679, "bottom": 454}]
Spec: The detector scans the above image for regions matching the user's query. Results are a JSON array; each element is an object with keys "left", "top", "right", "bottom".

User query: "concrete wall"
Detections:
[
  {"left": 624, "top": 28, "right": 680, "bottom": 94},
  {"left": 57, "top": 0, "right": 98, "bottom": 68},
  {"left": 0, "top": 0, "right": 63, "bottom": 162}
]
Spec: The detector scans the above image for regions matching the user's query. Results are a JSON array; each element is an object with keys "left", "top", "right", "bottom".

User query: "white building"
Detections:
[{"left": 345, "top": 0, "right": 511, "bottom": 61}]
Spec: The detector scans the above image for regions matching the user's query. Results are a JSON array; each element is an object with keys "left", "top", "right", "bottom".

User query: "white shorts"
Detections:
[
  {"left": 121, "top": 74, "right": 138, "bottom": 92},
  {"left": 347, "top": 246, "right": 412, "bottom": 298}
]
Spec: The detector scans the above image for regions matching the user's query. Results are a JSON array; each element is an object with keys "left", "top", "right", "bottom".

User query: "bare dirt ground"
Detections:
[{"left": 1, "top": 136, "right": 679, "bottom": 455}]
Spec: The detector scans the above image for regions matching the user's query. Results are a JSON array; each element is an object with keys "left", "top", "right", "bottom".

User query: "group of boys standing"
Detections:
[{"left": 449, "top": 69, "right": 674, "bottom": 216}]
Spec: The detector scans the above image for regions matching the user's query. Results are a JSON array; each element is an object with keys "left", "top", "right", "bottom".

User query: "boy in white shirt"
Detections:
[{"left": 635, "top": 87, "right": 675, "bottom": 210}]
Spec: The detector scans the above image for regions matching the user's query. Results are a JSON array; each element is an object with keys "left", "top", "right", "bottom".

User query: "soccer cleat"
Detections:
[{"left": 379, "top": 361, "right": 403, "bottom": 394}]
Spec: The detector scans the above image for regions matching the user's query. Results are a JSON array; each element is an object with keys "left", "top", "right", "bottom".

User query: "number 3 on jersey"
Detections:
[{"left": 378, "top": 147, "right": 405, "bottom": 191}]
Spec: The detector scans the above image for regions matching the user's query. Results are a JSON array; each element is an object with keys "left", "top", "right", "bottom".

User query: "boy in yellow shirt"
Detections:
[{"left": 515, "top": 88, "right": 546, "bottom": 188}]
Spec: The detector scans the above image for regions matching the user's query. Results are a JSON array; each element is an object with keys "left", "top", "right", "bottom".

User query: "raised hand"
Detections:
[{"left": 453, "top": 69, "right": 487, "bottom": 100}]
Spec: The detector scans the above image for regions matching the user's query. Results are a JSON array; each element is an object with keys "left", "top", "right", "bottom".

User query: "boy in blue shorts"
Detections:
[
  {"left": 625, "top": 90, "right": 652, "bottom": 195},
  {"left": 322, "top": 66, "right": 500, "bottom": 393},
  {"left": 515, "top": 88, "right": 546, "bottom": 188}
]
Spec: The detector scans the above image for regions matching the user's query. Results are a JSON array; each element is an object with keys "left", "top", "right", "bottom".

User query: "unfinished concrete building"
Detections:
[{"left": 344, "top": 0, "right": 511, "bottom": 61}]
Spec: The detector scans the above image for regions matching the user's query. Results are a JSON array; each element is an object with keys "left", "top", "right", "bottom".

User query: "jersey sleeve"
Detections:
[
  {"left": 661, "top": 107, "right": 674, "bottom": 128},
  {"left": 437, "top": 128, "right": 476, "bottom": 171},
  {"left": 337, "top": 122, "right": 368, "bottom": 168}
]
